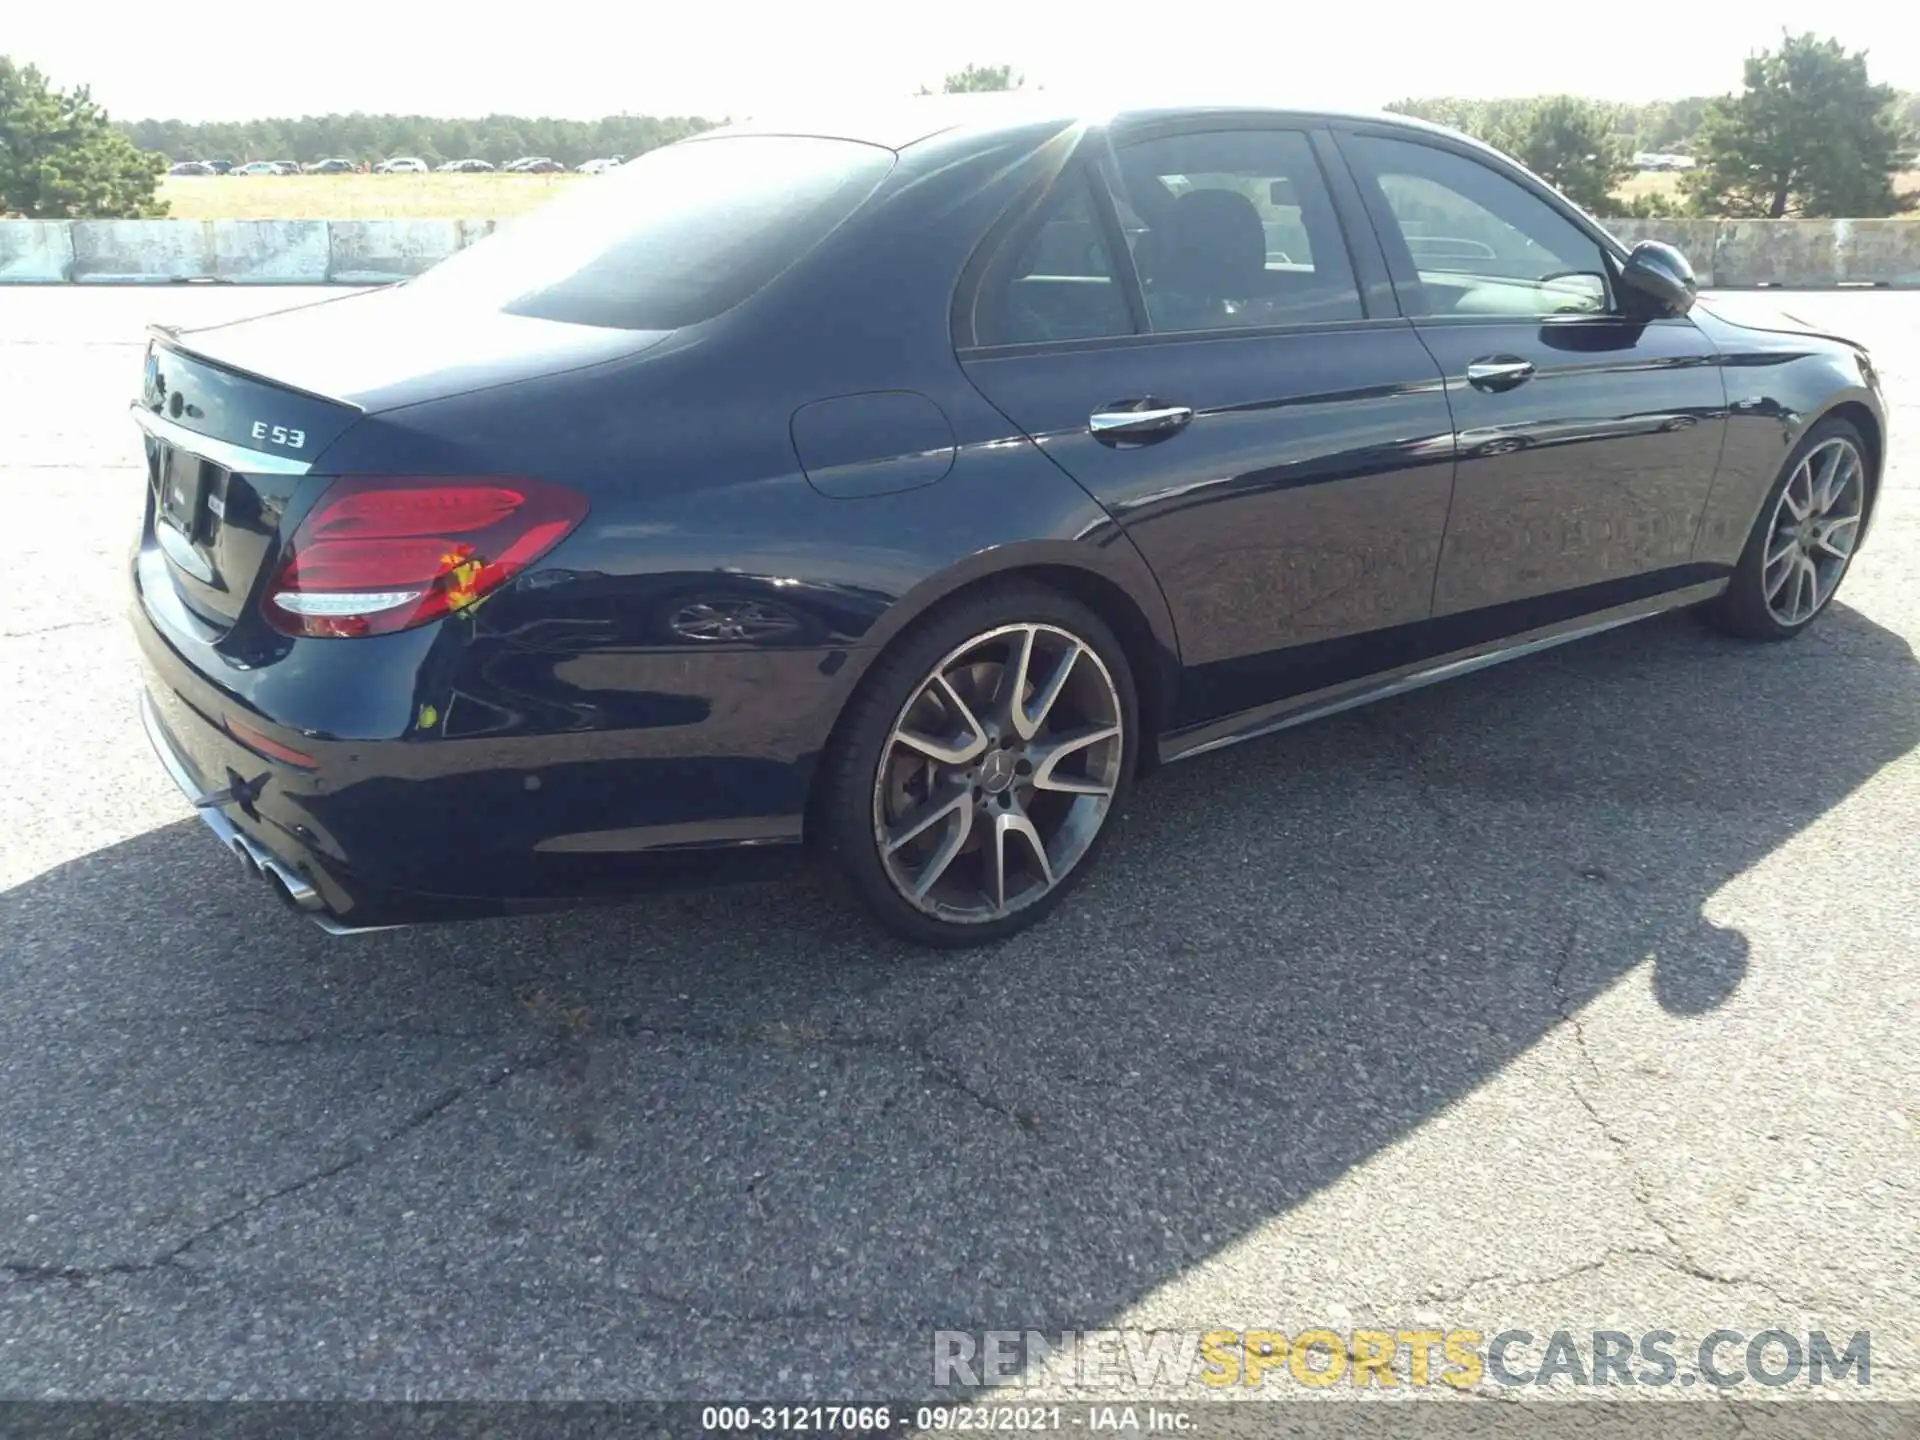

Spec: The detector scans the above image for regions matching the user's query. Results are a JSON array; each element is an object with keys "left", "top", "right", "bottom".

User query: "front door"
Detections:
[
  {"left": 957, "top": 124, "right": 1458, "bottom": 733},
  {"left": 1334, "top": 128, "right": 1728, "bottom": 616}
]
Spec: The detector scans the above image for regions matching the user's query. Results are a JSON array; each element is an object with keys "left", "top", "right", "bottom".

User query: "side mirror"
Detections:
[{"left": 1619, "top": 240, "right": 1697, "bottom": 317}]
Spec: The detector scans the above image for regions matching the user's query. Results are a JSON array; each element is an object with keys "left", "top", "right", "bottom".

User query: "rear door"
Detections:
[
  {"left": 957, "top": 120, "right": 1458, "bottom": 734},
  {"left": 1331, "top": 127, "right": 1728, "bottom": 616}
]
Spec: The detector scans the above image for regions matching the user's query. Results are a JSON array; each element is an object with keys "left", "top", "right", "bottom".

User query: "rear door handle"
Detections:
[
  {"left": 1465, "top": 357, "right": 1536, "bottom": 392},
  {"left": 1089, "top": 403, "right": 1195, "bottom": 444}
]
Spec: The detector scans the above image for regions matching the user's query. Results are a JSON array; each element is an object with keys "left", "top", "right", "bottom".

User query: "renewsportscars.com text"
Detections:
[{"left": 933, "top": 1327, "right": 1872, "bottom": 1390}]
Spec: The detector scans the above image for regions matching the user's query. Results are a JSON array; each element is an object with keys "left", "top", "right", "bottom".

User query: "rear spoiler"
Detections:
[{"left": 145, "top": 323, "right": 366, "bottom": 413}]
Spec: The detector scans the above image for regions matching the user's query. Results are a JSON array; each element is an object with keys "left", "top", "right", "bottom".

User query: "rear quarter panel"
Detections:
[
  {"left": 312, "top": 336, "right": 1174, "bottom": 761},
  {"left": 300, "top": 124, "right": 1182, "bottom": 824}
]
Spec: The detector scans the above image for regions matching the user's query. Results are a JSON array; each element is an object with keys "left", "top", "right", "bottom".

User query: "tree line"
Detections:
[
  {"left": 1390, "top": 35, "right": 1918, "bottom": 219},
  {"left": 131, "top": 63, "right": 1034, "bottom": 164},
  {"left": 118, "top": 112, "right": 717, "bottom": 170},
  {"left": 2, "top": 38, "right": 1915, "bottom": 220},
  {"left": 1388, "top": 94, "right": 1718, "bottom": 160}
]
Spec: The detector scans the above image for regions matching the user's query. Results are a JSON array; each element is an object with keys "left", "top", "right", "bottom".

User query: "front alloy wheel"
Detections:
[
  {"left": 1759, "top": 436, "right": 1865, "bottom": 627},
  {"left": 1703, "top": 417, "right": 1870, "bottom": 641}
]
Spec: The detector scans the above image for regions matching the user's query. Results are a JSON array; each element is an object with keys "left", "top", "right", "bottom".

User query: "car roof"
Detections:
[{"left": 695, "top": 91, "right": 1464, "bottom": 153}]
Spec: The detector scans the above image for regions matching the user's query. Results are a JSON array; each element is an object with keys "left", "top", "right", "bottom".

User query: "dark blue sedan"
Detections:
[{"left": 130, "top": 96, "right": 1888, "bottom": 946}]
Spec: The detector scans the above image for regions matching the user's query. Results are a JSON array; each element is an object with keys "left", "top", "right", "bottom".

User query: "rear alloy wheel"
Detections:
[
  {"left": 818, "top": 586, "right": 1136, "bottom": 947},
  {"left": 1702, "top": 418, "right": 1869, "bottom": 641}
]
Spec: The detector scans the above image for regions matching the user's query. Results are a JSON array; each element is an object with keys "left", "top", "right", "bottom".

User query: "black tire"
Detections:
[
  {"left": 1699, "top": 416, "right": 1870, "bottom": 642},
  {"left": 815, "top": 580, "right": 1139, "bottom": 948}
]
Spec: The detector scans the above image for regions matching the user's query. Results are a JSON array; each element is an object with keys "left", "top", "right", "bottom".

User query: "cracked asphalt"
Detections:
[{"left": 0, "top": 287, "right": 1915, "bottom": 1410}]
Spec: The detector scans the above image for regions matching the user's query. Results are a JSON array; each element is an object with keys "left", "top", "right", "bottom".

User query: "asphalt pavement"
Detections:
[{"left": 0, "top": 287, "right": 1915, "bottom": 1417}]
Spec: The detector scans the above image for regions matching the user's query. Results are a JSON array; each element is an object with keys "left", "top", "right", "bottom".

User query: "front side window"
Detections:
[
  {"left": 1108, "top": 129, "right": 1364, "bottom": 334},
  {"left": 1347, "top": 134, "right": 1611, "bottom": 318},
  {"left": 405, "top": 135, "right": 896, "bottom": 330}
]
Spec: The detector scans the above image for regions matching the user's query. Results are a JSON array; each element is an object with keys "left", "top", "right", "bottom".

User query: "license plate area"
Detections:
[
  {"left": 155, "top": 445, "right": 209, "bottom": 540},
  {"left": 140, "top": 419, "right": 298, "bottom": 629},
  {"left": 150, "top": 441, "right": 226, "bottom": 593}
]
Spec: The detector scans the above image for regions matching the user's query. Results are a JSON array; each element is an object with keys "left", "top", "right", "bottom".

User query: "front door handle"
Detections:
[
  {"left": 1089, "top": 403, "right": 1194, "bottom": 444},
  {"left": 1465, "top": 357, "right": 1536, "bottom": 392}
]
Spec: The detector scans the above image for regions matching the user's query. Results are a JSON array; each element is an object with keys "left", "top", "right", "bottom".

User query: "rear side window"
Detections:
[
  {"left": 974, "top": 169, "right": 1135, "bottom": 347},
  {"left": 1110, "top": 129, "right": 1364, "bottom": 333},
  {"left": 406, "top": 136, "right": 896, "bottom": 330}
]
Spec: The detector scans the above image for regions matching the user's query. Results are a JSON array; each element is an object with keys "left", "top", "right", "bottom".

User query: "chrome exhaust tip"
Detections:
[
  {"left": 261, "top": 856, "right": 324, "bottom": 913},
  {"left": 225, "top": 831, "right": 321, "bottom": 912},
  {"left": 229, "top": 837, "right": 262, "bottom": 876},
  {"left": 260, "top": 868, "right": 300, "bottom": 913}
]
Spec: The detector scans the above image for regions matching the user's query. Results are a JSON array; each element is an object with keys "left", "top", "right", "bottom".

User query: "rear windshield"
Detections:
[{"left": 406, "top": 135, "right": 896, "bottom": 330}]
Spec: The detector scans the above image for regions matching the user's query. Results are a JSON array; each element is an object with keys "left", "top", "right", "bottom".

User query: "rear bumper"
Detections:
[
  {"left": 136, "top": 667, "right": 818, "bottom": 933},
  {"left": 138, "top": 689, "right": 387, "bottom": 934},
  {"left": 130, "top": 549, "right": 841, "bottom": 932}
]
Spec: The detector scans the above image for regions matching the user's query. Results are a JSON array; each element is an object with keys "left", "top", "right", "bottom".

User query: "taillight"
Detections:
[{"left": 264, "top": 476, "right": 588, "bottom": 638}]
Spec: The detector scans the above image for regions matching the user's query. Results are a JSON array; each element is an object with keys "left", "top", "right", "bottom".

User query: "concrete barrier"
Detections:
[
  {"left": 327, "top": 218, "right": 494, "bottom": 284},
  {"left": 1606, "top": 218, "right": 1920, "bottom": 288},
  {"left": 70, "top": 220, "right": 217, "bottom": 283},
  {"left": 0, "top": 218, "right": 494, "bottom": 285},
  {"left": 0, "top": 221, "right": 76, "bottom": 282},
  {"left": 1711, "top": 218, "right": 1920, "bottom": 289},
  {"left": 212, "top": 219, "right": 331, "bottom": 283},
  {"left": 2, "top": 216, "right": 1918, "bottom": 287},
  {"left": 68, "top": 218, "right": 332, "bottom": 283}
]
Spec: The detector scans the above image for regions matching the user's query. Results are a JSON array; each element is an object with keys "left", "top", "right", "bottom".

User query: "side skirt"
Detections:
[{"left": 1158, "top": 579, "right": 1727, "bottom": 765}]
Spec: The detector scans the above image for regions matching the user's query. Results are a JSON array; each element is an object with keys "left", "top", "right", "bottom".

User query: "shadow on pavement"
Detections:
[{"left": 1, "top": 603, "right": 1914, "bottom": 1397}]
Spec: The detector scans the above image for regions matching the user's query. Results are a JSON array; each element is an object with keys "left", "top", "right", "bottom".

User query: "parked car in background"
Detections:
[
  {"left": 232, "top": 161, "right": 295, "bottom": 177},
  {"left": 167, "top": 161, "right": 215, "bottom": 177},
  {"left": 504, "top": 156, "right": 566, "bottom": 173},
  {"left": 577, "top": 156, "right": 625, "bottom": 174},
  {"left": 437, "top": 158, "right": 497, "bottom": 173},
  {"left": 375, "top": 157, "right": 430, "bottom": 174},
  {"left": 304, "top": 157, "right": 358, "bottom": 174}
]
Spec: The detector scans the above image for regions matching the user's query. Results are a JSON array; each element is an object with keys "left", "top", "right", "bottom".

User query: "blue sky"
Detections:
[{"left": 14, "top": 0, "right": 1920, "bottom": 122}]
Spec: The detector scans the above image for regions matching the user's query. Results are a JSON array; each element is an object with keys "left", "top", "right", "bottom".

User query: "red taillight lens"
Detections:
[
  {"left": 264, "top": 477, "right": 588, "bottom": 639},
  {"left": 307, "top": 486, "right": 528, "bottom": 540}
]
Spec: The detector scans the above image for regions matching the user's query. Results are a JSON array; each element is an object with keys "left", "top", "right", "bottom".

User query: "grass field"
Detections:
[
  {"left": 1590, "top": 170, "right": 1920, "bottom": 205},
  {"left": 1613, "top": 171, "right": 1697, "bottom": 203},
  {"left": 162, "top": 169, "right": 1920, "bottom": 222},
  {"left": 160, "top": 173, "right": 588, "bottom": 220}
]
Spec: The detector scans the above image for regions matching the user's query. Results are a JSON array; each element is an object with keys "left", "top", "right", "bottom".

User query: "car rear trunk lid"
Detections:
[
  {"left": 138, "top": 294, "right": 668, "bottom": 637},
  {"left": 161, "top": 286, "right": 669, "bottom": 413},
  {"left": 137, "top": 333, "right": 360, "bottom": 632}
]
